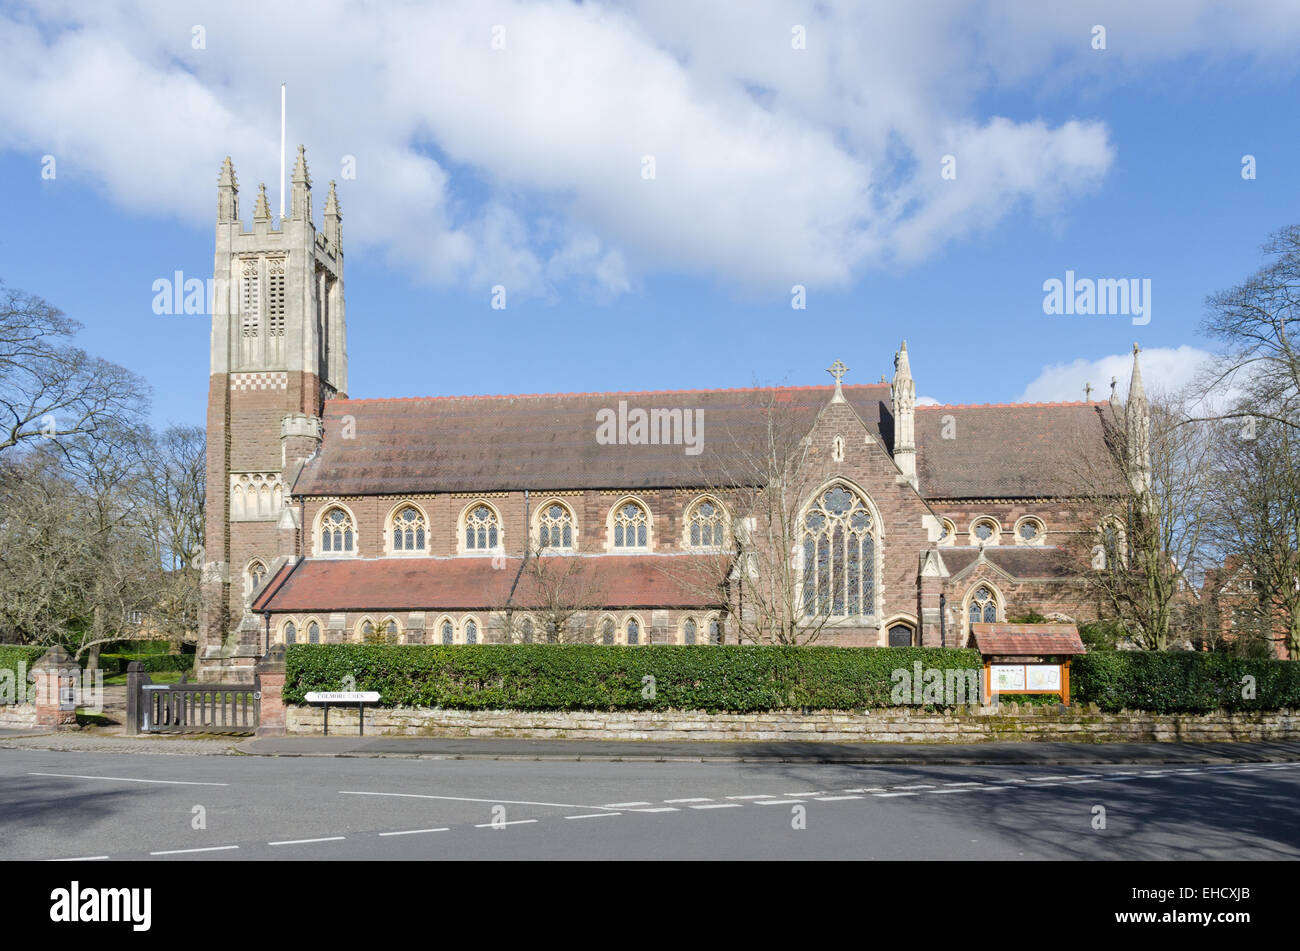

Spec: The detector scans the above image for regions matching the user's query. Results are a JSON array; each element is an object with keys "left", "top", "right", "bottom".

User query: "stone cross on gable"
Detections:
[
  {"left": 827, "top": 359, "right": 849, "bottom": 402},
  {"left": 1084, "top": 382, "right": 1093, "bottom": 401}
]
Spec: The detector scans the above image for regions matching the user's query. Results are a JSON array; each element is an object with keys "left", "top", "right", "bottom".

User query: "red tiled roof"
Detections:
[
  {"left": 970, "top": 623, "right": 1086, "bottom": 656},
  {"left": 252, "top": 554, "right": 728, "bottom": 613},
  {"left": 289, "top": 382, "right": 1118, "bottom": 501}
]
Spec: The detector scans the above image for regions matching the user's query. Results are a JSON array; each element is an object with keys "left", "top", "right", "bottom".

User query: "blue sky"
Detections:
[{"left": 1, "top": 2, "right": 1298, "bottom": 429}]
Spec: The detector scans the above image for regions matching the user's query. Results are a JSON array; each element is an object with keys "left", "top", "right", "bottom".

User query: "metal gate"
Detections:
[{"left": 130, "top": 670, "right": 260, "bottom": 735}]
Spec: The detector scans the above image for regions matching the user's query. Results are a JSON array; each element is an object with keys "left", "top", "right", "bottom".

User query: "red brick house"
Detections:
[{"left": 197, "top": 150, "right": 1140, "bottom": 679}]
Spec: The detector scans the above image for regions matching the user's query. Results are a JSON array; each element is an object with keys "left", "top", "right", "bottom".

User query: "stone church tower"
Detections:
[{"left": 199, "top": 147, "right": 347, "bottom": 680}]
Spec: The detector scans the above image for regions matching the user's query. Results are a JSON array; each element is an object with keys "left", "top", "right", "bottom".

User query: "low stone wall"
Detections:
[
  {"left": 284, "top": 704, "right": 1300, "bottom": 744},
  {"left": 0, "top": 704, "right": 37, "bottom": 730}
]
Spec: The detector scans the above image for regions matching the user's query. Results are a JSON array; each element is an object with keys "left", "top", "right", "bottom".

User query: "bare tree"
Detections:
[
  {"left": 657, "top": 392, "right": 846, "bottom": 645},
  {"left": 496, "top": 535, "right": 610, "bottom": 644},
  {"left": 0, "top": 283, "right": 146, "bottom": 452},
  {"left": 140, "top": 425, "right": 206, "bottom": 646},
  {"left": 1197, "top": 226, "right": 1300, "bottom": 432},
  {"left": 1063, "top": 395, "right": 1213, "bottom": 650},
  {"left": 1204, "top": 411, "right": 1300, "bottom": 658}
]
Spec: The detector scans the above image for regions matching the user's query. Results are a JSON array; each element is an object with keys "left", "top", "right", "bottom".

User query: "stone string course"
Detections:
[{"left": 284, "top": 705, "right": 1300, "bottom": 744}]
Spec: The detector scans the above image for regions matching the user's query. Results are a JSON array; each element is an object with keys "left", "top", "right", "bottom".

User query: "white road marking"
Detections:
[
  {"left": 47, "top": 856, "right": 108, "bottom": 862},
  {"left": 565, "top": 813, "right": 620, "bottom": 820},
  {"left": 29, "top": 772, "right": 228, "bottom": 787},
  {"left": 874, "top": 792, "right": 919, "bottom": 798},
  {"left": 603, "top": 801, "right": 652, "bottom": 808},
  {"left": 727, "top": 794, "right": 775, "bottom": 800},
  {"left": 783, "top": 791, "right": 825, "bottom": 797},
  {"left": 1026, "top": 776, "right": 1070, "bottom": 782},
  {"left": 664, "top": 797, "right": 712, "bottom": 803},
  {"left": 628, "top": 807, "right": 679, "bottom": 813},
  {"left": 814, "top": 795, "right": 862, "bottom": 801},
  {"left": 150, "top": 845, "right": 239, "bottom": 856},
  {"left": 475, "top": 819, "right": 538, "bottom": 828},
  {"left": 691, "top": 803, "right": 743, "bottom": 809},
  {"left": 340, "top": 790, "right": 609, "bottom": 810},
  {"left": 755, "top": 799, "right": 805, "bottom": 805},
  {"left": 942, "top": 782, "right": 983, "bottom": 787},
  {"left": 843, "top": 787, "right": 885, "bottom": 793},
  {"left": 268, "top": 836, "right": 345, "bottom": 846},
  {"left": 892, "top": 784, "right": 936, "bottom": 790},
  {"left": 378, "top": 828, "right": 449, "bottom": 837}
]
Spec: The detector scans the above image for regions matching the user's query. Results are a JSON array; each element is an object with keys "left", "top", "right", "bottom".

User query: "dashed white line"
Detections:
[
  {"left": 603, "top": 801, "right": 652, "bottom": 808},
  {"left": 378, "top": 828, "right": 449, "bottom": 837},
  {"left": 755, "top": 799, "right": 805, "bottom": 805},
  {"left": 942, "top": 782, "right": 983, "bottom": 787},
  {"left": 691, "top": 803, "right": 743, "bottom": 809},
  {"left": 892, "top": 784, "right": 936, "bottom": 791},
  {"left": 628, "top": 807, "right": 679, "bottom": 813},
  {"left": 474, "top": 819, "right": 538, "bottom": 828},
  {"left": 340, "top": 790, "right": 606, "bottom": 810},
  {"left": 874, "top": 792, "right": 919, "bottom": 798},
  {"left": 814, "top": 795, "right": 862, "bottom": 801},
  {"left": 664, "top": 798, "right": 712, "bottom": 804},
  {"left": 783, "top": 791, "right": 825, "bottom": 797},
  {"left": 727, "top": 794, "right": 775, "bottom": 800},
  {"left": 565, "top": 813, "right": 620, "bottom": 820},
  {"left": 29, "top": 772, "right": 229, "bottom": 787},
  {"left": 843, "top": 787, "right": 885, "bottom": 793},
  {"left": 268, "top": 836, "right": 345, "bottom": 846},
  {"left": 150, "top": 845, "right": 240, "bottom": 856}
]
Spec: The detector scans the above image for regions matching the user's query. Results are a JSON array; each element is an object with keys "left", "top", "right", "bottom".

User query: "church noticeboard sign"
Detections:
[{"left": 985, "top": 663, "right": 1068, "bottom": 703}]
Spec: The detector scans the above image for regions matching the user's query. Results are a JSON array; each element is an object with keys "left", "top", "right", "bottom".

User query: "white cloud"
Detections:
[
  {"left": 1, "top": 1, "right": 1297, "bottom": 297},
  {"left": 1019, "top": 345, "right": 1215, "bottom": 403}
]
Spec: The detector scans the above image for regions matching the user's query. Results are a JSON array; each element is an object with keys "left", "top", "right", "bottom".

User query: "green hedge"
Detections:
[
  {"left": 0, "top": 645, "right": 46, "bottom": 680},
  {"left": 285, "top": 644, "right": 986, "bottom": 712},
  {"left": 1072, "top": 651, "right": 1300, "bottom": 713},
  {"left": 99, "top": 652, "right": 194, "bottom": 676}
]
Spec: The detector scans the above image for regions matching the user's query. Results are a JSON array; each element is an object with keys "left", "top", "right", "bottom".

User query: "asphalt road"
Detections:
[{"left": 3, "top": 749, "right": 1299, "bottom": 860}]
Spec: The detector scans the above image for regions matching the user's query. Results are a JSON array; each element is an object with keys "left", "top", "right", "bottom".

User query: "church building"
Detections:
[{"left": 198, "top": 149, "right": 1147, "bottom": 680}]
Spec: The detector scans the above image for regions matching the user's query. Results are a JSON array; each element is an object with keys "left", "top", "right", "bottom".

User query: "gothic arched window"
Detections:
[
  {"left": 520, "top": 617, "right": 534, "bottom": 644},
  {"left": 707, "top": 617, "right": 721, "bottom": 644},
  {"left": 968, "top": 586, "right": 998, "bottom": 625},
  {"left": 625, "top": 617, "right": 641, "bottom": 645},
  {"left": 683, "top": 618, "right": 697, "bottom": 645},
  {"left": 248, "top": 559, "right": 267, "bottom": 593},
  {"left": 307, "top": 620, "right": 321, "bottom": 644},
  {"left": 320, "top": 507, "right": 354, "bottom": 553},
  {"left": 441, "top": 619, "right": 454, "bottom": 645},
  {"left": 612, "top": 500, "right": 649, "bottom": 549},
  {"left": 800, "top": 484, "right": 876, "bottom": 617},
  {"left": 283, "top": 620, "right": 297, "bottom": 645},
  {"left": 391, "top": 505, "right": 427, "bottom": 552},
  {"left": 538, "top": 502, "right": 574, "bottom": 549},
  {"left": 464, "top": 618, "right": 479, "bottom": 644},
  {"left": 601, "top": 617, "right": 616, "bottom": 645},
  {"left": 465, "top": 505, "right": 499, "bottom": 550},
  {"left": 687, "top": 498, "right": 725, "bottom": 548}
]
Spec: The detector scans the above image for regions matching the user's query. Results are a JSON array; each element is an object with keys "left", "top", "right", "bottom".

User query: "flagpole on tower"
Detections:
[{"left": 279, "top": 82, "right": 286, "bottom": 220}]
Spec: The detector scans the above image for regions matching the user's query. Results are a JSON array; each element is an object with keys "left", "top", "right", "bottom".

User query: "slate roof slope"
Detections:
[
  {"left": 252, "top": 554, "right": 728, "bottom": 613},
  {"left": 916, "top": 402, "right": 1121, "bottom": 499},
  {"left": 291, "top": 383, "right": 1117, "bottom": 501}
]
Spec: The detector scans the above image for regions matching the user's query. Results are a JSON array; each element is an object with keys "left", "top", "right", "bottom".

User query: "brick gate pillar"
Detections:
[
  {"left": 255, "top": 645, "right": 287, "bottom": 737},
  {"left": 31, "top": 646, "right": 79, "bottom": 731}
]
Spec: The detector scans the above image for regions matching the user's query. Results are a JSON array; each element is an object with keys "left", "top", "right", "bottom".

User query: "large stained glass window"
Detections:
[
  {"left": 538, "top": 503, "right": 573, "bottom": 549},
  {"left": 800, "top": 485, "right": 876, "bottom": 618},
  {"left": 392, "top": 505, "right": 426, "bottom": 551}
]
